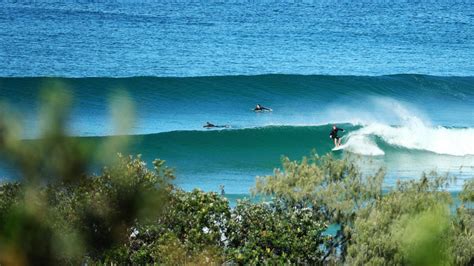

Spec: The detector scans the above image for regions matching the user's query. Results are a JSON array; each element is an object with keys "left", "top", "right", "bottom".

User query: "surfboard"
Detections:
[
  {"left": 253, "top": 108, "right": 272, "bottom": 112},
  {"left": 204, "top": 125, "right": 231, "bottom": 129},
  {"left": 332, "top": 144, "right": 346, "bottom": 151}
]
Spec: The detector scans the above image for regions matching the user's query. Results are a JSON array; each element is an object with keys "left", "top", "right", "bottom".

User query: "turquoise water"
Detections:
[
  {"left": 1, "top": 75, "right": 473, "bottom": 137},
  {"left": 0, "top": 1, "right": 473, "bottom": 195},
  {"left": 1, "top": 124, "right": 471, "bottom": 195},
  {"left": 111, "top": 125, "right": 474, "bottom": 193},
  {"left": 0, "top": 75, "right": 473, "bottom": 194}
]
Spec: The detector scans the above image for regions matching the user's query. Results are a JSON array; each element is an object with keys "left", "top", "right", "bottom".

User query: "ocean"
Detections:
[{"left": 0, "top": 1, "right": 473, "bottom": 196}]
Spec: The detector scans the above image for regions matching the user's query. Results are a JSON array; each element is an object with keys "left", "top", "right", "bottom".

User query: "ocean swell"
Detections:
[{"left": 0, "top": 74, "right": 473, "bottom": 138}]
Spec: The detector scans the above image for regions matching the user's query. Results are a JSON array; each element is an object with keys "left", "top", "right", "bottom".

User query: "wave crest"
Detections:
[{"left": 345, "top": 122, "right": 474, "bottom": 157}]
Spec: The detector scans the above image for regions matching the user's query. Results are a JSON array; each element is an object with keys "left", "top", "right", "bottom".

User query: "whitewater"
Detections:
[{"left": 340, "top": 100, "right": 474, "bottom": 157}]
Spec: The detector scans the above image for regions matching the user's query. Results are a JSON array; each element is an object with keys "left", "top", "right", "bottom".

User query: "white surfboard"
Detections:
[{"left": 332, "top": 144, "right": 347, "bottom": 151}]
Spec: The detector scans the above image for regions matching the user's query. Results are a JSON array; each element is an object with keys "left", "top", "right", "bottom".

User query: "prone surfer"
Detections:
[
  {"left": 330, "top": 124, "right": 344, "bottom": 148},
  {"left": 254, "top": 104, "right": 271, "bottom": 112},
  {"left": 203, "top": 122, "right": 228, "bottom": 129}
]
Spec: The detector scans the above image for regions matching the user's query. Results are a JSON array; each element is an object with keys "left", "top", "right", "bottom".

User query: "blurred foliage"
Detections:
[
  {"left": 460, "top": 178, "right": 474, "bottom": 203},
  {"left": 0, "top": 88, "right": 472, "bottom": 265},
  {"left": 454, "top": 178, "right": 474, "bottom": 266},
  {"left": 226, "top": 199, "right": 328, "bottom": 264},
  {"left": 0, "top": 88, "right": 173, "bottom": 264},
  {"left": 0, "top": 155, "right": 173, "bottom": 264},
  {"left": 113, "top": 189, "right": 230, "bottom": 264},
  {"left": 104, "top": 189, "right": 329, "bottom": 265},
  {"left": 348, "top": 174, "right": 453, "bottom": 265},
  {"left": 254, "top": 152, "right": 385, "bottom": 262},
  {"left": 256, "top": 154, "right": 474, "bottom": 265}
]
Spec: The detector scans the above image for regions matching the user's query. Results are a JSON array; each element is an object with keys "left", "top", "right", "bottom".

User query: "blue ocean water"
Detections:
[
  {"left": 1, "top": 1, "right": 474, "bottom": 77},
  {"left": 0, "top": 1, "right": 473, "bottom": 195}
]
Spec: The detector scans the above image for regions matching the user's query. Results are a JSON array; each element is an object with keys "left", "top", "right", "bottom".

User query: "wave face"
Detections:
[
  {"left": 1, "top": 124, "right": 471, "bottom": 193},
  {"left": 1, "top": 74, "right": 473, "bottom": 137},
  {"left": 0, "top": 74, "right": 473, "bottom": 193},
  {"left": 74, "top": 125, "right": 472, "bottom": 193}
]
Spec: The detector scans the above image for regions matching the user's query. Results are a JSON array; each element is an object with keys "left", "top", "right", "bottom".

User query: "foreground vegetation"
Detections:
[
  {"left": 0, "top": 154, "right": 472, "bottom": 265},
  {"left": 0, "top": 89, "right": 472, "bottom": 265}
]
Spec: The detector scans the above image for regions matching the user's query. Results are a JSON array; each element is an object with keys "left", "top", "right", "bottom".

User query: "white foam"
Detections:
[
  {"left": 352, "top": 123, "right": 474, "bottom": 156},
  {"left": 344, "top": 108, "right": 474, "bottom": 157},
  {"left": 330, "top": 97, "right": 474, "bottom": 157},
  {"left": 343, "top": 134, "right": 385, "bottom": 156}
]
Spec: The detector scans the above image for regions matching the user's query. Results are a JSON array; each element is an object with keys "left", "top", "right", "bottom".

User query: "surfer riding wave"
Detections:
[{"left": 330, "top": 124, "right": 344, "bottom": 148}]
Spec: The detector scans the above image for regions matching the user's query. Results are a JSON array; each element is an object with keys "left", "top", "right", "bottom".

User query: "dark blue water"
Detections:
[{"left": 1, "top": 1, "right": 474, "bottom": 77}]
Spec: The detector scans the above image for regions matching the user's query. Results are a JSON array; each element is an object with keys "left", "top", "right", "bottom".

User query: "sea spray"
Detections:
[{"left": 343, "top": 101, "right": 474, "bottom": 156}]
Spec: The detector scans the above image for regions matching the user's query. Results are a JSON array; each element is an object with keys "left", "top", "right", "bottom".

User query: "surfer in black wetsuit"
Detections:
[
  {"left": 203, "top": 122, "right": 216, "bottom": 128},
  {"left": 330, "top": 124, "right": 344, "bottom": 148},
  {"left": 254, "top": 104, "right": 271, "bottom": 112},
  {"left": 203, "top": 122, "right": 228, "bottom": 129}
]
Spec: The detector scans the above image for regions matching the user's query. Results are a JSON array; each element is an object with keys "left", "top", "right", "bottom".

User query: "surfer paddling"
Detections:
[
  {"left": 254, "top": 104, "right": 272, "bottom": 112},
  {"left": 330, "top": 124, "right": 344, "bottom": 148},
  {"left": 203, "top": 122, "right": 228, "bottom": 129}
]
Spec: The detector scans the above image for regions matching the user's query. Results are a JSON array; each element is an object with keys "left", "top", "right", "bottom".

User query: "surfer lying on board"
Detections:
[
  {"left": 254, "top": 104, "right": 272, "bottom": 112},
  {"left": 203, "top": 122, "right": 228, "bottom": 129},
  {"left": 330, "top": 124, "right": 344, "bottom": 148}
]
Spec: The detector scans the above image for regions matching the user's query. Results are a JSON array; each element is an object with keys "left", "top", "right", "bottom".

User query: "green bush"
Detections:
[
  {"left": 227, "top": 199, "right": 327, "bottom": 264},
  {"left": 123, "top": 189, "right": 230, "bottom": 264},
  {"left": 0, "top": 155, "right": 174, "bottom": 264},
  {"left": 255, "top": 153, "right": 385, "bottom": 262},
  {"left": 347, "top": 174, "right": 454, "bottom": 265},
  {"left": 255, "top": 154, "right": 474, "bottom": 265}
]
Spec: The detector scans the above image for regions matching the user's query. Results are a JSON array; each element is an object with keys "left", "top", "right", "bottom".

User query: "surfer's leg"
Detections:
[
  {"left": 333, "top": 138, "right": 337, "bottom": 147},
  {"left": 338, "top": 138, "right": 342, "bottom": 146}
]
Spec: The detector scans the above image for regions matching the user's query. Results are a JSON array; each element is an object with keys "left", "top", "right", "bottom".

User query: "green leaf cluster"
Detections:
[
  {"left": 256, "top": 154, "right": 474, "bottom": 265},
  {"left": 227, "top": 199, "right": 327, "bottom": 264}
]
